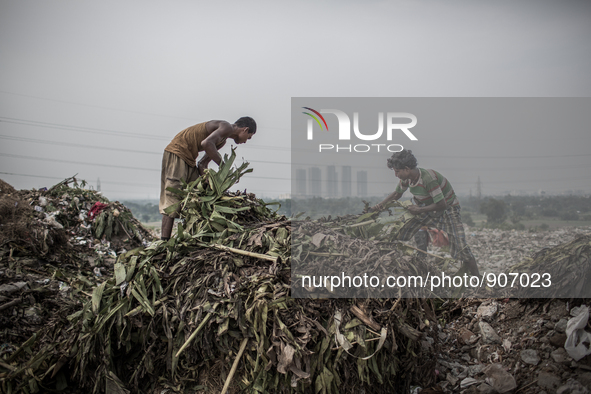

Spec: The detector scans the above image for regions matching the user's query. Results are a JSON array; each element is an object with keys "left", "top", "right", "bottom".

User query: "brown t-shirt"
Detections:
[{"left": 164, "top": 121, "right": 226, "bottom": 167}]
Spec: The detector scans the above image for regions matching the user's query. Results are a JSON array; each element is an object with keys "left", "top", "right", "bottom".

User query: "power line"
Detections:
[
  {"left": 0, "top": 135, "right": 162, "bottom": 155},
  {"left": 424, "top": 153, "right": 591, "bottom": 159},
  {"left": 0, "top": 90, "right": 195, "bottom": 121},
  {"left": 0, "top": 89, "right": 293, "bottom": 133},
  {"left": 0, "top": 134, "right": 293, "bottom": 165},
  {"left": 2, "top": 116, "right": 589, "bottom": 173},
  {"left": 291, "top": 163, "right": 591, "bottom": 172},
  {"left": 0, "top": 171, "right": 291, "bottom": 195},
  {"left": 0, "top": 116, "right": 290, "bottom": 151},
  {"left": 4, "top": 115, "right": 590, "bottom": 158},
  {"left": 4, "top": 133, "right": 591, "bottom": 170},
  {"left": 0, "top": 171, "right": 64, "bottom": 181},
  {"left": 2, "top": 148, "right": 589, "bottom": 185},
  {"left": 0, "top": 171, "right": 152, "bottom": 187},
  {"left": 452, "top": 175, "right": 591, "bottom": 185},
  {"left": 0, "top": 153, "right": 158, "bottom": 171},
  {"left": 4, "top": 171, "right": 591, "bottom": 197},
  {"left": 310, "top": 150, "right": 591, "bottom": 159},
  {"left": 0, "top": 116, "right": 169, "bottom": 140},
  {"left": 0, "top": 153, "right": 291, "bottom": 181}
]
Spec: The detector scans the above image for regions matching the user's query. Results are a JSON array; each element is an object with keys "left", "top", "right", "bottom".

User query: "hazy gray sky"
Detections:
[{"left": 1, "top": 0, "right": 590, "bottom": 200}]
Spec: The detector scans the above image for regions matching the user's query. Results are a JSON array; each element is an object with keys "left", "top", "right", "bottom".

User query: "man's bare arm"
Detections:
[
  {"left": 201, "top": 121, "right": 233, "bottom": 166},
  {"left": 372, "top": 191, "right": 403, "bottom": 211},
  {"left": 197, "top": 154, "right": 212, "bottom": 175},
  {"left": 406, "top": 199, "right": 447, "bottom": 215}
]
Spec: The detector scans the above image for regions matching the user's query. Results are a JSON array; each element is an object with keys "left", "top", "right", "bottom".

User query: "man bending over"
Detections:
[
  {"left": 372, "top": 149, "right": 480, "bottom": 276},
  {"left": 159, "top": 117, "right": 256, "bottom": 240}
]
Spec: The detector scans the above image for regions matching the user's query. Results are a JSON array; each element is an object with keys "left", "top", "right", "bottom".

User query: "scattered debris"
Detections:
[{"left": 435, "top": 297, "right": 591, "bottom": 393}]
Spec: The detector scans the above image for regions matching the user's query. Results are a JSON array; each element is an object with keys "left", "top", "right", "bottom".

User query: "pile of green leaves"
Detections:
[
  {"left": 291, "top": 199, "right": 459, "bottom": 298},
  {"left": 91, "top": 203, "right": 147, "bottom": 243},
  {"left": 164, "top": 152, "right": 280, "bottom": 243}
]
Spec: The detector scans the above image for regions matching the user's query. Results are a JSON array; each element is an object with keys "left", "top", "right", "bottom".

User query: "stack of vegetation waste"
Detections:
[
  {"left": 1, "top": 150, "right": 443, "bottom": 394},
  {"left": 291, "top": 200, "right": 459, "bottom": 298},
  {"left": 508, "top": 234, "right": 591, "bottom": 298},
  {"left": 293, "top": 216, "right": 431, "bottom": 298}
]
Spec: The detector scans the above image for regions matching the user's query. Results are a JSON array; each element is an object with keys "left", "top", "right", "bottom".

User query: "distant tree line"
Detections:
[
  {"left": 122, "top": 194, "right": 591, "bottom": 226},
  {"left": 121, "top": 197, "right": 385, "bottom": 223},
  {"left": 122, "top": 200, "right": 160, "bottom": 223},
  {"left": 271, "top": 195, "right": 591, "bottom": 225},
  {"left": 269, "top": 196, "right": 384, "bottom": 219},
  {"left": 460, "top": 195, "right": 591, "bottom": 225}
]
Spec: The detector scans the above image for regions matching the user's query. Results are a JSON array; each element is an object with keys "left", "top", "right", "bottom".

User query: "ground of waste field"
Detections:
[{"left": 419, "top": 225, "right": 591, "bottom": 394}]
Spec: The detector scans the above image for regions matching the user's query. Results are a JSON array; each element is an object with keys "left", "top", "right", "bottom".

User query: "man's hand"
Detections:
[
  {"left": 370, "top": 203, "right": 384, "bottom": 212},
  {"left": 197, "top": 155, "right": 212, "bottom": 176},
  {"left": 406, "top": 205, "right": 423, "bottom": 215},
  {"left": 198, "top": 162, "right": 207, "bottom": 176}
]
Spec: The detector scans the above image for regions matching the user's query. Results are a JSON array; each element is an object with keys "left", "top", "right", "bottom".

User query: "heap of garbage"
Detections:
[
  {"left": 1, "top": 151, "right": 442, "bottom": 394},
  {"left": 3, "top": 153, "right": 590, "bottom": 393},
  {"left": 0, "top": 175, "right": 152, "bottom": 262},
  {"left": 0, "top": 175, "right": 156, "bottom": 392}
]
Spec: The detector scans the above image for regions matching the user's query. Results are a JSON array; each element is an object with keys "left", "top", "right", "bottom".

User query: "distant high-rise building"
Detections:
[
  {"left": 295, "top": 169, "right": 307, "bottom": 196},
  {"left": 342, "top": 166, "right": 352, "bottom": 197},
  {"left": 357, "top": 171, "right": 367, "bottom": 196},
  {"left": 97, "top": 177, "right": 101, "bottom": 192},
  {"left": 327, "top": 166, "right": 338, "bottom": 197},
  {"left": 309, "top": 167, "right": 322, "bottom": 197}
]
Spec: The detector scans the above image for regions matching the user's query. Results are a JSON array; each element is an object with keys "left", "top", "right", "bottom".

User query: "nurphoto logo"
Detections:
[{"left": 302, "top": 107, "right": 418, "bottom": 153}]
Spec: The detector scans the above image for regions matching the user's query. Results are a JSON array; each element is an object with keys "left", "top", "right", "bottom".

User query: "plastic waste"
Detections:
[{"left": 564, "top": 305, "right": 591, "bottom": 361}]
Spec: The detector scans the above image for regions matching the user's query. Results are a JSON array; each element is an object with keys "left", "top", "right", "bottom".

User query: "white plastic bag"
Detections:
[{"left": 564, "top": 305, "right": 591, "bottom": 361}]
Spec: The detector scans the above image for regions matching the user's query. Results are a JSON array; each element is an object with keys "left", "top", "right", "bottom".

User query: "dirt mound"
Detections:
[{"left": 0, "top": 178, "right": 16, "bottom": 195}]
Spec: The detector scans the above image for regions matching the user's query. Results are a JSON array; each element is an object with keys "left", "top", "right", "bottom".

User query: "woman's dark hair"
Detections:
[
  {"left": 235, "top": 116, "right": 257, "bottom": 134},
  {"left": 387, "top": 149, "right": 418, "bottom": 169}
]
